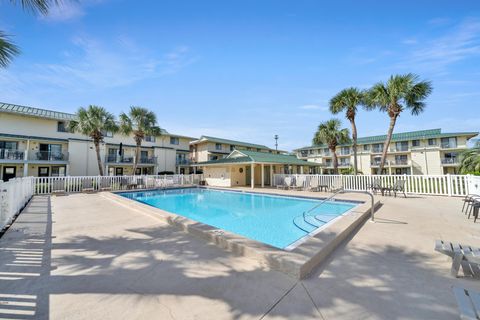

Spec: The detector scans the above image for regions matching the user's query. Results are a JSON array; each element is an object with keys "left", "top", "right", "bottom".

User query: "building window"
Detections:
[
  {"left": 428, "top": 138, "right": 436, "bottom": 146},
  {"left": 441, "top": 137, "right": 457, "bottom": 149},
  {"left": 215, "top": 143, "right": 222, "bottom": 150},
  {"left": 395, "top": 141, "right": 409, "bottom": 151},
  {"left": 51, "top": 166, "right": 66, "bottom": 177},
  {"left": 230, "top": 145, "right": 235, "bottom": 151},
  {"left": 210, "top": 155, "right": 218, "bottom": 161},
  {"left": 170, "top": 137, "right": 179, "bottom": 145},
  {"left": 0, "top": 141, "right": 18, "bottom": 150},
  {"left": 101, "top": 130, "right": 113, "bottom": 138},
  {"left": 412, "top": 140, "right": 420, "bottom": 147},
  {"left": 341, "top": 147, "right": 350, "bottom": 155},
  {"left": 145, "top": 135, "right": 156, "bottom": 142},
  {"left": 363, "top": 145, "right": 369, "bottom": 151},
  {"left": 57, "top": 121, "right": 68, "bottom": 132},
  {"left": 372, "top": 144, "right": 383, "bottom": 153}
]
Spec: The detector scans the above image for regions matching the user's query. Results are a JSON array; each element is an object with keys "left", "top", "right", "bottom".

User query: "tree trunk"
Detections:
[
  {"left": 332, "top": 147, "right": 338, "bottom": 174},
  {"left": 378, "top": 115, "right": 398, "bottom": 174},
  {"left": 350, "top": 119, "right": 358, "bottom": 175},
  {"left": 94, "top": 140, "right": 104, "bottom": 176},
  {"left": 133, "top": 140, "right": 141, "bottom": 175}
]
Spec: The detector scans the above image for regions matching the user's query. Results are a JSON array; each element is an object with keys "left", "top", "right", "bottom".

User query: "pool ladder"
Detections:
[{"left": 292, "top": 188, "right": 375, "bottom": 233}]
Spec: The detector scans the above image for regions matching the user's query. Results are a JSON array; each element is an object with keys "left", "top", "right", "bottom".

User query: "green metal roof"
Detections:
[
  {"left": 193, "top": 135, "right": 272, "bottom": 150},
  {"left": 296, "top": 128, "right": 479, "bottom": 150},
  {"left": 0, "top": 102, "right": 76, "bottom": 121},
  {"left": 197, "top": 150, "right": 318, "bottom": 166}
]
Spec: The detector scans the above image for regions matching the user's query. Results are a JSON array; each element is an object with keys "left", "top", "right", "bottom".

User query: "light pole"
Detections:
[{"left": 274, "top": 135, "right": 278, "bottom": 151}]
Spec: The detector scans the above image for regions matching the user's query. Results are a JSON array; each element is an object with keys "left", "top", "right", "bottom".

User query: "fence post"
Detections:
[{"left": 446, "top": 174, "right": 452, "bottom": 197}]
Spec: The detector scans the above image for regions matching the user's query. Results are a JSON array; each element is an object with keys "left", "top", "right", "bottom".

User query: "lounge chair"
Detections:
[
  {"left": 276, "top": 177, "right": 292, "bottom": 190},
  {"left": 307, "top": 179, "right": 320, "bottom": 192},
  {"left": 136, "top": 178, "right": 145, "bottom": 189},
  {"left": 100, "top": 178, "right": 112, "bottom": 191},
  {"left": 384, "top": 180, "right": 407, "bottom": 198},
  {"left": 82, "top": 178, "right": 95, "bottom": 193},
  {"left": 368, "top": 179, "right": 383, "bottom": 195},
  {"left": 452, "top": 286, "right": 480, "bottom": 320},
  {"left": 434, "top": 240, "right": 480, "bottom": 277},
  {"left": 292, "top": 177, "right": 306, "bottom": 190},
  {"left": 51, "top": 179, "right": 66, "bottom": 196}
]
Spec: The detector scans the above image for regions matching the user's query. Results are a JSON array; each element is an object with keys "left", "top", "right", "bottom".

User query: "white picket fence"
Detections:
[
  {"left": 0, "top": 177, "right": 35, "bottom": 232},
  {"left": 273, "top": 174, "right": 479, "bottom": 197},
  {"left": 34, "top": 174, "right": 204, "bottom": 195}
]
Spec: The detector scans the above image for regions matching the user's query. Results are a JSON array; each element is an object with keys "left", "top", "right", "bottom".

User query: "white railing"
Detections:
[
  {"left": 0, "top": 177, "right": 35, "bottom": 231},
  {"left": 273, "top": 174, "right": 476, "bottom": 197},
  {"left": 33, "top": 174, "right": 204, "bottom": 195}
]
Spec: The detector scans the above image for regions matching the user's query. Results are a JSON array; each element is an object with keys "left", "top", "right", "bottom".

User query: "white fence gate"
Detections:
[
  {"left": 273, "top": 174, "right": 476, "bottom": 197},
  {"left": 0, "top": 177, "right": 35, "bottom": 231}
]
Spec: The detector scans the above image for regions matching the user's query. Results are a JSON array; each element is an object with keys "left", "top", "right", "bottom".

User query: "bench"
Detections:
[
  {"left": 435, "top": 240, "right": 480, "bottom": 277},
  {"left": 452, "top": 286, "right": 480, "bottom": 320}
]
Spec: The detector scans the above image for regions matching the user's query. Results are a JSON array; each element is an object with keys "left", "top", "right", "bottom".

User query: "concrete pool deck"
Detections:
[{"left": 1, "top": 191, "right": 480, "bottom": 319}]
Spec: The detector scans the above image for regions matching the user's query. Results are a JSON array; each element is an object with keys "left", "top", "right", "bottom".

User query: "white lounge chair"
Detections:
[
  {"left": 292, "top": 177, "right": 306, "bottom": 190},
  {"left": 435, "top": 240, "right": 480, "bottom": 277},
  {"left": 277, "top": 177, "right": 292, "bottom": 190},
  {"left": 307, "top": 179, "right": 320, "bottom": 192},
  {"left": 452, "top": 286, "right": 480, "bottom": 320}
]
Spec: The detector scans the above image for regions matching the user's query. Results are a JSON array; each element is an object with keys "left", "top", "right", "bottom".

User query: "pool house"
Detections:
[{"left": 194, "top": 149, "right": 319, "bottom": 188}]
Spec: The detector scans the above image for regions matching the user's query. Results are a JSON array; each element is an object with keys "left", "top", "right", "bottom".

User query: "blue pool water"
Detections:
[{"left": 120, "top": 188, "right": 357, "bottom": 249}]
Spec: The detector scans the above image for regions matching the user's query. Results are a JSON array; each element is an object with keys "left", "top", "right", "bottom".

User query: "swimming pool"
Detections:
[{"left": 120, "top": 188, "right": 357, "bottom": 249}]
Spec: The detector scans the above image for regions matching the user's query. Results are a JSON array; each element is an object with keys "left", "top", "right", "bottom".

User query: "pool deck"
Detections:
[{"left": 1, "top": 189, "right": 480, "bottom": 319}]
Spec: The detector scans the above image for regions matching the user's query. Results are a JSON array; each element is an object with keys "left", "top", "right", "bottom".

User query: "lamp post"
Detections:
[{"left": 274, "top": 135, "right": 278, "bottom": 151}]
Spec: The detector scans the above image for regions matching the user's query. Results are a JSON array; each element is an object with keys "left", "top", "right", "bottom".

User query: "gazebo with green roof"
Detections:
[{"left": 194, "top": 150, "right": 319, "bottom": 188}]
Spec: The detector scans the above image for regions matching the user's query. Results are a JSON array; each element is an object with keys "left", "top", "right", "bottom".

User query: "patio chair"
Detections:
[
  {"left": 51, "top": 179, "right": 66, "bottom": 196},
  {"left": 100, "top": 178, "right": 112, "bottom": 191},
  {"left": 368, "top": 179, "right": 383, "bottom": 195},
  {"left": 384, "top": 180, "right": 407, "bottom": 198},
  {"left": 276, "top": 177, "right": 292, "bottom": 190},
  {"left": 467, "top": 200, "right": 480, "bottom": 223},
  {"left": 462, "top": 194, "right": 480, "bottom": 213},
  {"left": 452, "top": 286, "right": 480, "bottom": 320},
  {"left": 82, "top": 178, "right": 95, "bottom": 193},
  {"left": 307, "top": 179, "right": 320, "bottom": 192},
  {"left": 434, "top": 240, "right": 480, "bottom": 277},
  {"left": 136, "top": 178, "right": 145, "bottom": 189},
  {"left": 292, "top": 176, "right": 306, "bottom": 190}
]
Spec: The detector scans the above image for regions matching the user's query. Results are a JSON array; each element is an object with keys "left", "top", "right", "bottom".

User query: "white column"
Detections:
[
  {"left": 270, "top": 165, "right": 273, "bottom": 186},
  {"left": 251, "top": 163, "right": 255, "bottom": 189},
  {"left": 300, "top": 166, "right": 304, "bottom": 174},
  {"left": 261, "top": 163, "right": 265, "bottom": 188}
]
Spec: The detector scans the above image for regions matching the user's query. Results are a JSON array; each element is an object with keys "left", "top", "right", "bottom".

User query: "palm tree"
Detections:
[
  {"left": 459, "top": 144, "right": 480, "bottom": 175},
  {"left": 329, "top": 87, "right": 365, "bottom": 175},
  {"left": 69, "top": 105, "right": 118, "bottom": 176},
  {"left": 1, "top": 0, "right": 63, "bottom": 67},
  {"left": 313, "top": 119, "right": 350, "bottom": 174},
  {"left": 119, "top": 107, "right": 162, "bottom": 174},
  {"left": 365, "top": 73, "right": 432, "bottom": 174}
]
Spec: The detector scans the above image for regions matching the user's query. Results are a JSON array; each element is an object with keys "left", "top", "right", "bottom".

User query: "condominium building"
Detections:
[
  {"left": 189, "top": 136, "right": 282, "bottom": 163},
  {"left": 0, "top": 102, "right": 196, "bottom": 181},
  {"left": 295, "top": 129, "right": 478, "bottom": 175}
]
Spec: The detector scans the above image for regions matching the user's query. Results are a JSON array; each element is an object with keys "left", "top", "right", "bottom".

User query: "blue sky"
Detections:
[{"left": 0, "top": 0, "right": 479, "bottom": 150}]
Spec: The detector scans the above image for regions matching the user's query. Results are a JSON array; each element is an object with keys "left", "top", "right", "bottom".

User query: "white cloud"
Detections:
[
  {"left": 43, "top": 2, "right": 85, "bottom": 21},
  {"left": 398, "top": 18, "right": 480, "bottom": 72}
]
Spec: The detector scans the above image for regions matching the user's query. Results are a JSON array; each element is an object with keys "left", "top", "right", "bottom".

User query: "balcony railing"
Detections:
[
  {"left": 0, "top": 149, "right": 24, "bottom": 160},
  {"left": 441, "top": 158, "right": 459, "bottom": 165},
  {"left": 338, "top": 162, "right": 351, "bottom": 167},
  {"left": 106, "top": 155, "right": 134, "bottom": 163},
  {"left": 372, "top": 148, "right": 384, "bottom": 154},
  {"left": 441, "top": 143, "right": 458, "bottom": 149},
  {"left": 31, "top": 151, "right": 69, "bottom": 161},
  {"left": 139, "top": 156, "right": 157, "bottom": 164},
  {"left": 176, "top": 159, "right": 191, "bottom": 165},
  {"left": 340, "top": 150, "right": 350, "bottom": 156},
  {"left": 371, "top": 160, "right": 389, "bottom": 166},
  {"left": 392, "top": 159, "right": 410, "bottom": 166},
  {"left": 390, "top": 146, "right": 409, "bottom": 152}
]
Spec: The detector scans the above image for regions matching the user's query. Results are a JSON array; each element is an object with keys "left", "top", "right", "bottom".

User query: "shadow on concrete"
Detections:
[{"left": 0, "top": 195, "right": 468, "bottom": 319}]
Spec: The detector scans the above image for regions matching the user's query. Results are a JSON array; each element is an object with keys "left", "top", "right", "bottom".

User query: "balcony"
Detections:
[
  {"left": 441, "top": 158, "right": 459, "bottom": 165},
  {"left": 390, "top": 146, "right": 409, "bottom": 152},
  {"left": 106, "top": 154, "right": 134, "bottom": 164},
  {"left": 176, "top": 159, "right": 192, "bottom": 165},
  {"left": 338, "top": 162, "right": 351, "bottom": 167},
  {"left": 30, "top": 151, "right": 69, "bottom": 162},
  {"left": 392, "top": 159, "right": 410, "bottom": 166},
  {"left": 138, "top": 156, "right": 157, "bottom": 164},
  {"left": 0, "top": 149, "right": 24, "bottom": 161},
  {"left": 371, "top": 160, "right": 389, "bottom": 167},
  {"left": 371, "top": 148, "right": 384, "bottom": 154},
  {"left": 339, "top": 150, "right": 350, "bottom": 156},
  {"left": 440, "top": 143, "right": 458, "bottom": 149}
]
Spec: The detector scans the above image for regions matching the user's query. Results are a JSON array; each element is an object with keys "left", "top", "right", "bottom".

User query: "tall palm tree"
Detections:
[
  {"left": 119, "top": 106, "right": 162, "bottom": 174},
  {"left": 459, "top": 145, "right": 480, "bottom": 175},
  {"left": 1, "top": 0, "right": 63, "bottom": 67},
  {"left": 313, "top": 119, "right": 350, "bottom": 174},
  {"left": 69, "top": 105, "right": 118, "bottom": 176},
  {"left": 365, "top": 73, "right": 432, "bottom": 174},
  {"left": 329, "top": 87, "right": 365, "bottom": 175}
]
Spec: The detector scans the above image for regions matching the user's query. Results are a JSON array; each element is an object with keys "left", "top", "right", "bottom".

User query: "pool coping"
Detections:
[{"left": 102, "top": 187, "right": 380, "bottom": 279}]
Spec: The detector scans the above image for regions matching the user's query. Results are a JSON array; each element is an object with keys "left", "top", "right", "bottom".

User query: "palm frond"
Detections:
[{"left": 0, "top": 32, "right": 20, "bottom": 68}]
